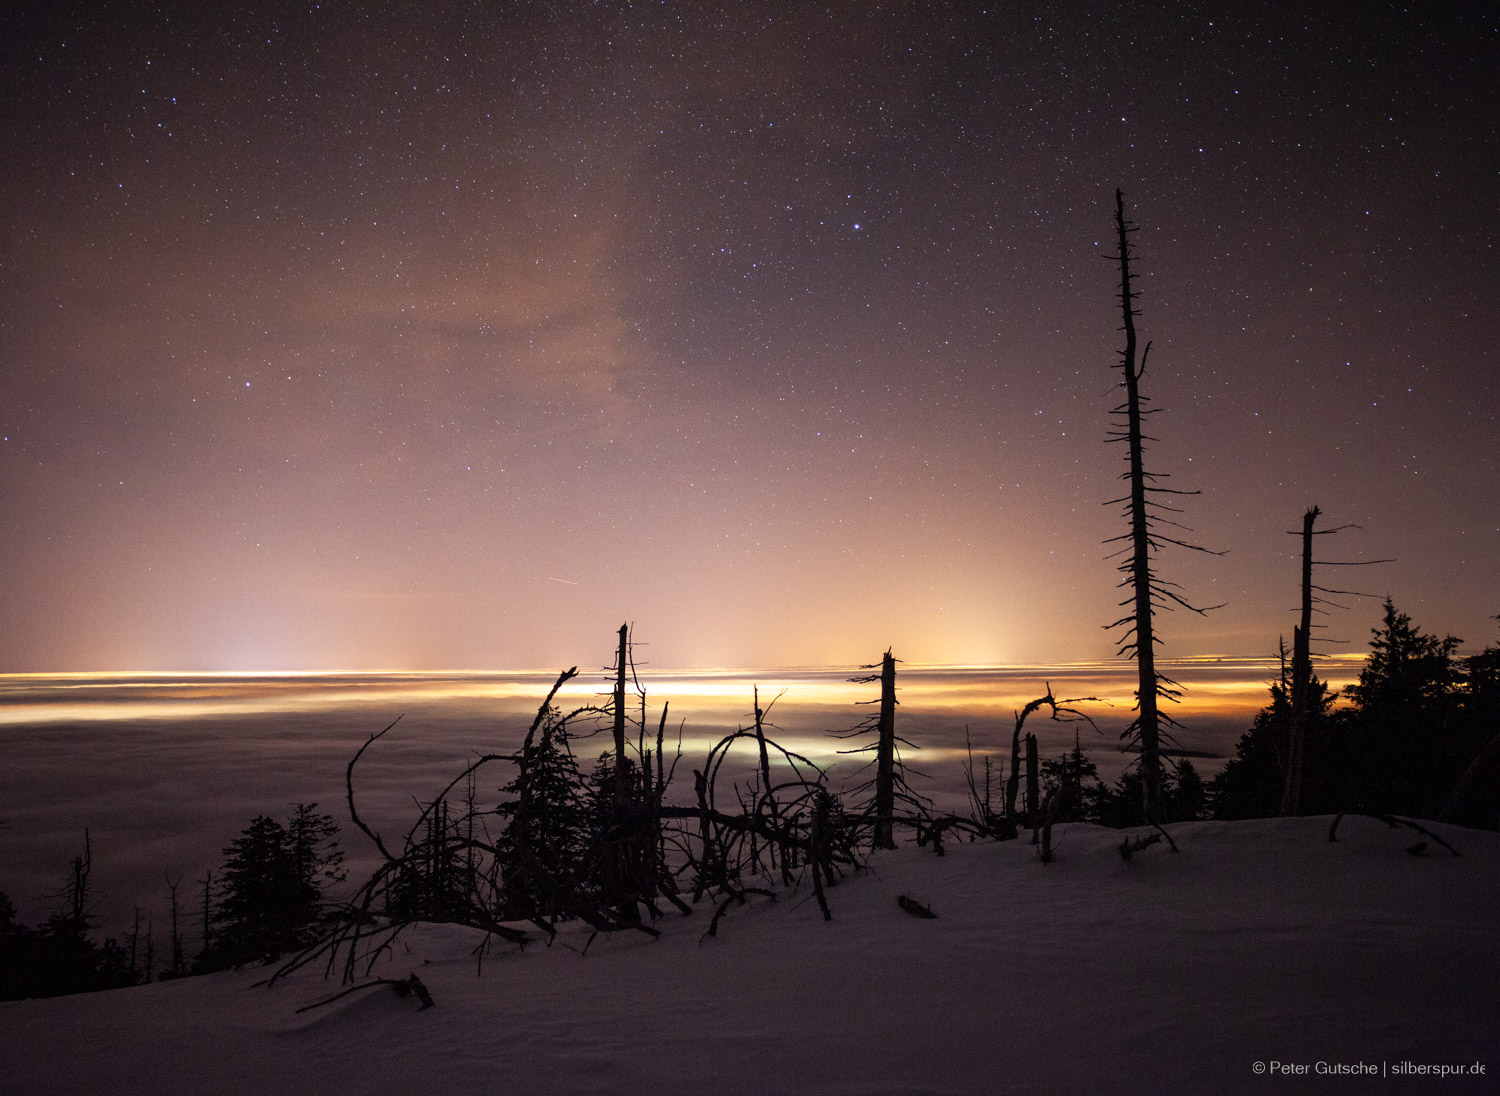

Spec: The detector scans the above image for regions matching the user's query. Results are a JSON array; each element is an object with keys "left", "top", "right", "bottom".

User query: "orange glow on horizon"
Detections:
[{"left": 0, "top": 655, "right": 1368, "bottom": 728}]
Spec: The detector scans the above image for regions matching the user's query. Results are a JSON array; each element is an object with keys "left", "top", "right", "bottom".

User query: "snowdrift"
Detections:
[{"left": 2, "top": 816, "right": 1495, "bottom": 1096}]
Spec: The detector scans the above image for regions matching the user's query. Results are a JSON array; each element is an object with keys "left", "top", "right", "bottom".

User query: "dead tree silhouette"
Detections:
[
  {"left": 1280, "top": 507, "right": 1390, "bottom": 815},
  {"left": 1104, "top": 189, "right": 1221, "bottom": 823},
  {"left": 270, "top": 631, "right": 877, "bottom": 985},
  {"left": 835, "top": 651, "right": 931, "bottom": 850}
]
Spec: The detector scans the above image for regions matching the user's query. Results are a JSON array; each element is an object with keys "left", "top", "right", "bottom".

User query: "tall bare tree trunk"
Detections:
[
  {"left": 1025, "top": 732, "right": 1040, "bottom": 830},
  {"left": 167, "top": 875, "right": 185, "bottom": 977},
  {"left": 1281, "top": 506, "right": 1319, "bottom": 815},
  {"left": 199, "top": 870, "right": 215, "bottom": 957},
  {"left": 612, "top": 622, "right": 629, "bottom": 808},
  {"left": 753, "top": 685, "right": 780, "bottom": 872},
  {"left": 1113, "top": 189, "right": 1164, "bottom": 823},
  {"left": 874, "top": 650, "right": 897, "bottom": 849}
]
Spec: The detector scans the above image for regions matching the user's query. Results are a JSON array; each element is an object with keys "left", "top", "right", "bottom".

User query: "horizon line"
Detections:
[{"left": 0, "top": 652, "right": 1373, "bottom": 681}]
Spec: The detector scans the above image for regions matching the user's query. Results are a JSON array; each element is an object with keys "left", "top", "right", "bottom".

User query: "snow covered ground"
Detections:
[{"left": 2, "top": 815, "right": 1495, "bottom": 1096}]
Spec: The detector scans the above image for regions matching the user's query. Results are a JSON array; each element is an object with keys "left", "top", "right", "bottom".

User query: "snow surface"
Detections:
[{"left": 2, "top": 816, "right": 1495, "bottom": 1096}]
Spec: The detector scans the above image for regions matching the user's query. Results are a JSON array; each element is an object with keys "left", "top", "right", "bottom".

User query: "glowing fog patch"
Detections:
[{"left": 0, "top": 655, "right": 1362, "bottom": 728}]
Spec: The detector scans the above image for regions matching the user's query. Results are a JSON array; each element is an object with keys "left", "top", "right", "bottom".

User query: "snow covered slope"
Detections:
[{"left": 3, "top": 816, "right": 1495, "bottom": 1095}]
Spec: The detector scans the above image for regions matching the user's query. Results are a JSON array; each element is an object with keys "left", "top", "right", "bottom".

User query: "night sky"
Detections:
[{"left": 2, "top": 2, "right": 1495, "bottom": 673}]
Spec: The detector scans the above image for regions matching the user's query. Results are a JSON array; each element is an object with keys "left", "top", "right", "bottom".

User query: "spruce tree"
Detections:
[
  {"left": 203, "top": 805, "right": 342, "bottom": 968},
  {"left": 495, "top": 706, "right": 591, "bottom": 919},
  {"left": 1041, "top": 735, "right": 1100, "bottom": 823}
]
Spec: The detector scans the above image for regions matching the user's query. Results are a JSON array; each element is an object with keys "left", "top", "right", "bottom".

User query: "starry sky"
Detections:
[{"left": 2, "top": 1, "right": 1495, "bottom": 673}]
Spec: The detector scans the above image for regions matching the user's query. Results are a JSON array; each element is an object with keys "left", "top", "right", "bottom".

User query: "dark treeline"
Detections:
[
  {"left": 1038, "top": 600, "right": 1500, "bottom": 831},
  {"left": 0, "top": 833, "right": 138, "bottom": 1000},
  {"left": 1, "top": 805, "right": 345, "bottom": 1001},
  {"left": 1210, "top": 600, "right": 1500, "bottom": 829}
]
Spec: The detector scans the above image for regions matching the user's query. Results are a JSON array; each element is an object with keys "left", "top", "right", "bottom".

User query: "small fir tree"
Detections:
[
  {"left": 201, "top": 805, "right": 343, "bottom": 969},
  {"left": 1040, "top": 735, "right": 1100, "bottom": 823},
  {"left": 495, "top": 706, "right": 592, "bottom": 919}
]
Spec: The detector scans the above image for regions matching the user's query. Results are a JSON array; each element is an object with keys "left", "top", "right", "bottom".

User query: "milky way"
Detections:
[{"left": 2, "top": 2, "right": 1495, "bottom": 671}]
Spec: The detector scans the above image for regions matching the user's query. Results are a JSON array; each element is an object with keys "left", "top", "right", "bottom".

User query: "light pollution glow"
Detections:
[{"left": 0, "top": 656, "right": 1368, "bottom": 731}]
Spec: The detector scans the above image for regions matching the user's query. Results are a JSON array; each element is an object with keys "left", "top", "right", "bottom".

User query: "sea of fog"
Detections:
[{"left": 0, "top": 659, "right": 1363, "bottom": 939}]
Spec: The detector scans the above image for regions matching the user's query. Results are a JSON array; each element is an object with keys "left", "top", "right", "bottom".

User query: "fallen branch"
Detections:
[
  {"left": 1118, "top": 832, "right": 1161, "bottom": 861},
  {"left": 702, "top": 885, "right": 776, "bottom": 941},
  {"left": 897, "top": 894, "right": 936, "bottom": 919},
  {"left": 1327, "top": 813, "right": 1461, "bottom": 856},
  {"left": 294, "top": 974, "right": 435, "bottom": 1015}
]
